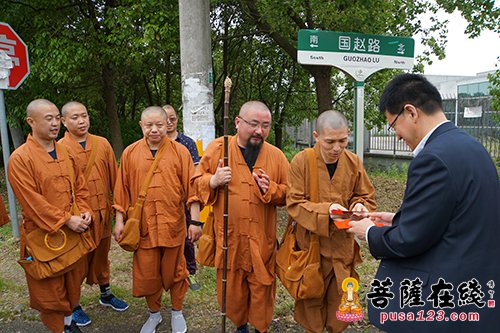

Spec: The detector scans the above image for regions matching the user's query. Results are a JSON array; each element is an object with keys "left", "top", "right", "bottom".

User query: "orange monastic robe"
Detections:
[
  {"left": 287, "top": 144, "right": 376, "bottom": 333},
  {"left": 113, "top": 137, "right": 199, "bottom": 309},
  {"left": 8, "top": 134, "right": 92, "bottom": 333},
  {"left": 59, "top": 132, "right": 117, "bottom": 285},
  {"left": 191, "top": 136, "right": 288, "bottom": 331},
  {"left": 0, "top": 196, "right": 9, "bottom": 227}
]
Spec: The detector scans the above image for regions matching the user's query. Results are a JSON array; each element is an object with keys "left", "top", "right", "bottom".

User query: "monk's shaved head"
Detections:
[
  {"left": 239, "top": 101, "right": 271, "bottom": 118},
  {"left": 162, "top": 104, "right": 176, "bottom": 114},
  {"left": 26, "top": 99, "right": 57, "bottom": 118},
  {"left": 235, "top": 100, "right": 272, "bottom": 148},
  {"left": 141, "top": 106, "right": 167, "bottom": 121},
  {"left": 61, "top": 101, "right": 86, "bottom": 116},
  {"left": 316, "top": 110, "right": 349, "bottom": 134}
]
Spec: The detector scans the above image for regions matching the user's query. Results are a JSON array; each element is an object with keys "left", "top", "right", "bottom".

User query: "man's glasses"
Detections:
[
  {"left": 387, "top": 107, "right": 405, "bottom": 132},
  {"left": 238, "top": 117, "right": 271, "bottom": 130}
]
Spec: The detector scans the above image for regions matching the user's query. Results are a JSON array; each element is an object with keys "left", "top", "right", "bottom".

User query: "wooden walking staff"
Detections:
[{"left": 221, "top": 76, "right": 231, "bottom": 332}]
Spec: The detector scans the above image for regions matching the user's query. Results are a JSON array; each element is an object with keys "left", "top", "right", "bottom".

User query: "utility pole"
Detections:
[{"left": 179, "top": 0, "right": 215, "bottom": 153}]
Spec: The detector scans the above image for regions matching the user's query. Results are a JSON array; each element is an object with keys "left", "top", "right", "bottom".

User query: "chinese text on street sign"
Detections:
[{"left": 298, "top": 30, "right": 414, "bottom": 81}]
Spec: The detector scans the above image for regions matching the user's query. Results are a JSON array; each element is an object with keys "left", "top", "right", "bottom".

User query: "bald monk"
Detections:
[
  {"left": 287, "top": 110, "right": 376, "bottom": 333},
  {"left": 113, "top": 106, "right": 202, "bottom": 333},
  {"left": 191, "top": 101, "right": 289, "bottom": 333},
  {"left": 59, "top": 101, "right": 128, "bottom": 327},
  {"left": 8, "top": 99, "right": 92, "bottom": 333}
]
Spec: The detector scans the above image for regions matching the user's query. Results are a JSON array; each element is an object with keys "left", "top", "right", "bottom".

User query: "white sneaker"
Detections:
[
  {"left": 140, "top": 312, "right": 162, "bottom": 333},
  {"left": 171, "top": 310, "right": 187, "bottom": 333}
]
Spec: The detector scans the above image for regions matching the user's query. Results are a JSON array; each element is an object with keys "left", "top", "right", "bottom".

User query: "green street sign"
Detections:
[{"left": 298, "top": 29, "right": 415, "bottom": 81}]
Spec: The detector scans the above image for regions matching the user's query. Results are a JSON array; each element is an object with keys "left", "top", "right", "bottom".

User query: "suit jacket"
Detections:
[{"left": 367, "top": 122, "right": 500, "bottom": 332}]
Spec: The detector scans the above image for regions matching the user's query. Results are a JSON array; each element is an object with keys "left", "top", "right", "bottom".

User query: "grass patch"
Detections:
[
  {"left": 0, "top": 222, "right": 14, "bottom": 241},
  {"left": 368, "top": 162, "right": 408, "bottom": 181},
  {"left": 0, "top": 277, "right": 24, "bottom": 294}
]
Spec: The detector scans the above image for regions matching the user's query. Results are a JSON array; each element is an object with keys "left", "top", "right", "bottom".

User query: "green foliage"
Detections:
[
  {"left": 2, "top": 0, "right": 498, "bottom": 153},
  {"left": 0, "top": 224, "right": 13, "bottom": 241},
  {"left": 1, "top": 0, "right": 182, "bottom": 151},
  {"left": 369, "top": 162, "right": 409, "bottom": 181},
  {"left": 436, "top": 0, "right": 500, "bottom": 37},
  {"left": 488, "top": 68, "right": 500, "bottom": 114},
  {"left": 282, "top": 145, "right": 301, "bottom": 162},
  {"left": 210, "top": 0, "right": 317, "bottom": 147},
  {"left": 235, "top": 0, "right": 466, "bottom": 124}
]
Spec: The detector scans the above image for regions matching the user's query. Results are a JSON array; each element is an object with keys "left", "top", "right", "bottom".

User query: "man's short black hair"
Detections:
[{"left": 379, "top": 73, "right": 443, "bottom": 116}]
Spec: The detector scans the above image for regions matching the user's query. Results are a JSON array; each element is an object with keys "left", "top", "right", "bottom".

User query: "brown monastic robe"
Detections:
[
  {"left": 287, "top": 143, "right": 376, "bottom": 333},
  {"left": 8, "top": 134, "right": 92, "bottom": 333},
  {"left": 191, "top": 136, "right": 289, "bottom": 331},
  {"left": 59, "top": 131, "right": 117, "bottom": 285},
  {"left": 113, "top": 137, "right": 199, "bottom": 308},
  {"left": 0, "top": 196, "right": 9, "bottom": 227}
]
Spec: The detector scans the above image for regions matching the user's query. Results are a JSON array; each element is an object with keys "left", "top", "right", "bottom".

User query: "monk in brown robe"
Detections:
[
  {"left": 287, "top": 110, "right": 376, "bottom": 333},
  {"left": 8, "top": 99, "right": 92, "bottom": 333},
  {"left": 191, "top": 101, "right": 289, "bottom": 333},
  {"left": 59, "top": 101, "right": 128, "bottom": 327},
  {"left": 113, "top": 106, "right": 202, "bottom": 333}
]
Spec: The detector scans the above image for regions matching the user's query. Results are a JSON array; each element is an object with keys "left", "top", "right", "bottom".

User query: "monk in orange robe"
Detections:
[
  {"left": 59, "top": 101, "right": 128, "bottom": 327},
  {"left": 191, "top": 101, "right": 289, "bottom": 333},
  {"left": 287, "top": 110, "right": 376, "bottom": 333},
  {"left": 113, "top": 106, "right": 202, "bottom": 333},
  {"left": 8, "top": 99, "right": 92, "bottom": 333}
]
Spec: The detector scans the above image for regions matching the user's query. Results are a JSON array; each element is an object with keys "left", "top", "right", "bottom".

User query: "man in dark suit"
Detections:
[{"left": 349, "top": 73, "right": 500, "bottom": 332}]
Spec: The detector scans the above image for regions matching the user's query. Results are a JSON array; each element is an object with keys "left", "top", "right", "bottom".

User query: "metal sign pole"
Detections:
[
  {"left": 0, "top": 90, "right": 19, "bottom": 237},
  {"left": 0, "top": 50, "right": 19, "bottom": 237},
  {"left": 354, "top": 81, "right": 365, "bottom": 162}
]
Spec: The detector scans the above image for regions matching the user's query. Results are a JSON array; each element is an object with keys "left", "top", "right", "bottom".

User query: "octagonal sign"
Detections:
[{"left": 0, "top": 22, "right": 30, "bottom": 90}]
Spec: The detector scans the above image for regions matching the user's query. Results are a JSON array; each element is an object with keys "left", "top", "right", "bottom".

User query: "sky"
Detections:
[{"left": 418, "top": 10, "right": 500, "bottom": 77}]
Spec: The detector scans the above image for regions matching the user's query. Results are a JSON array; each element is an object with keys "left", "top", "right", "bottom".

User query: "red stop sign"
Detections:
[{"left": 0, "top": 22, "right": 30, "bottom": 90}]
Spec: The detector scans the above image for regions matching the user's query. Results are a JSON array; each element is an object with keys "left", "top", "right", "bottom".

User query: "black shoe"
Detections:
[
  {"left": 64, "top": 320, "right": 83, "bottom": 333},
  {"left": 236, "top": 324, "right": 249, "bottom": 333}
]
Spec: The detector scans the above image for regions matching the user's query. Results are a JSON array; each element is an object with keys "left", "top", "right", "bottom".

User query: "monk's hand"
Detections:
[
  {"left": 188, "top": 224, "right": 202, "bottom": 242},
  {"left": 114, "top": 212, "right": 125, "bottom": 241},
  {"left": 367, "top": 212, "right": 395, "bottom": 227},
  {"left": 329, "top": 203, "right": 348, "bottom": 218},
  {"left": 81, "top": 211, "right": 92, "bottom": 228},
  {"left": 252, "top": 168, "right": 270, "bottom": 194},
  {"left": 210, "top": 159, "right": 232, "bottom": 188},
  {"left": 352, "top": 203, "right": 369, "bottom": 213},
  {"left": 346, "top": 218, "right": 374, "bottom": 241},
  {"left": 65, "top": 215, "right": 87, "bottom": 233},
  {"left": 351, "top": 203, "right": 369, "bottom": 219}
]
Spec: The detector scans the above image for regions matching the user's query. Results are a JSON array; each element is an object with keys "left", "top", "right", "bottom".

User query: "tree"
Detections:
[
  {"left": 2, "top": 0, "right": 183, "bottom": 155},
  {"left": 3, "top": 0, "right": 497, "bottom": 153},
  {"left": 210, "top": 0, "right": 317, "bottom": 147},
  {"left": 489, "top": 67, "right": 500, "bottom": 120},
  {"left": 237, "top": 0, "right": 499, "bottom": 119}
]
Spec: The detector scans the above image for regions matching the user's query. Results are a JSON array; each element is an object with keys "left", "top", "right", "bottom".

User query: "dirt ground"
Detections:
[{"left": 0, "top": 174, "right": 405, "bottom": 332}]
